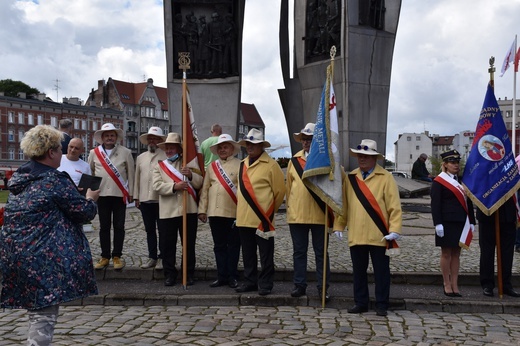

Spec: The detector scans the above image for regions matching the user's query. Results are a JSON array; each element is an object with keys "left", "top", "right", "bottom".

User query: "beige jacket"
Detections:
[
  {"left": 133, "top": 149, "right": 167, "bottom": 203},
  {"left": 88, "top": 144, "right": 135, "bottom": 198},
  {"left": 198, "top": 157, "right": 240, "bottom": 218},
  {"left": 236, "top": 151, "right": 286, "bottom": 229},
  {"left": 152, "top": 158, "right": 203, "bottom": 219}
]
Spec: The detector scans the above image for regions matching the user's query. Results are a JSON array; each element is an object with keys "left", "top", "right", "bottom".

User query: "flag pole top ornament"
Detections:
[
  {"left": 178, "top": 52, "right": 190, "bottom": 71},
  {"left": 489, "top": 56, "right": 495, "bottom": 86},
  {"left": 330, "top": 46, "right": 336, "bottom": 60}
]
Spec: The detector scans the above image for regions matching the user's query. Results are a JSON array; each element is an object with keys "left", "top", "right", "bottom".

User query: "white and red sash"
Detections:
[
  {"left": 211, "top": 160, "right": 237, "bottom": 204},
  {"left": 158, "top": 160, "right": 197, "bottom": 202},
  {"left": 94, "top": 146, "right": 130, "bottom": 204},
  {"left": 434, "top": 172, "right": 472, "bottom": 249}
]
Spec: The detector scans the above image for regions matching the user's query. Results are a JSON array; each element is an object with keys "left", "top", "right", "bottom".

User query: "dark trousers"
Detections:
[
  {"left": 209, "top": 217, "right": 241, "bottom": 281},
  {"left": 97, "top": 196, "right": 127, "bottom": 258},
  {"left": 289, "top": 223, "right": 330, "bottom": 290},
  {"left": 158, "top": 214, "right": 197, "bottom": 280},
  {"left": 479, "top": 220, "right": 516, "bottom": 290},
  {"left": 239, "top": 227, "right": 275, "bottom": 290},
  {"left": 139, "top": 202, "right": 161, "bottom": 260},
  {"left": 350, "top": 245, "right": 390, "bottom": 310}
]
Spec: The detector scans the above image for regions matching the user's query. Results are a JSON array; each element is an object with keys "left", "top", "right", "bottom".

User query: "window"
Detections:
[
  {"left": 416, "top": 145, "right": 420, "bottom": 150},
  {"left": 416, "top": 136, "right": 421, "bottom": 141},
  {"left": 8, "top": 111, "right": 14, "bottom": 123},
  {"left": 18, "top": 148, "right": 24, "bottom": 160},
  {"left": 18, "top": 130, "right": 24, "bottom": 142},
  {"left": 506, "top": 111, "right": 511, "bottom": 118},
  {"left": 18, "top": 112, "right": 24, "bottom": 124},
  {"left": 28, "top": 113, "right": 34, "bottom": 125},
  {"left": 8, "top": 130, "right": 14, "bottom": 142},
  {"left": 74, "top": 119, "right": 80, "bottom": 129},
  {"left": 92, "top": 121, "right": 98, "bottom": 131},
  {"left": 51, "top": 116, "right": 57, "bottom": 127},
  {"left": 82, "top": 119, "right": 87, "bottom": 130},
  {"left": 37, "top": 114, "right": 43, "bottom": 125},
  {"left": 8, "top": 148, "right": 14, "bottom": 160},
  {"left": 409, "top": 154, "right": 412, "bottom": 159},
  {"left": 163, "top": 110, "right": 168, "bottom": 120},
  {"left": 407, "top": 136, "right": 411, "bottom": 141}
]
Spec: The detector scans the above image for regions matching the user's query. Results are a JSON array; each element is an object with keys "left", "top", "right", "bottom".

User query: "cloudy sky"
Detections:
[{"left": 2, "top": 0, "right": 520, "bottom": 161}]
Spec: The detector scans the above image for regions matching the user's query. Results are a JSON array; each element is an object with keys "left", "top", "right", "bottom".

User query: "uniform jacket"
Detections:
[
  {"left": 134, "top": 149, "right": 167, "bottom": 203},
  {"left": 0, "top": 161, "right": 98, "bottom": 310},
  {"left": 286, "top": 150, "right": 326, "bottom": 225},
  {"left": 334, "top": 164, "right": 402, "bottom": 247},
  {"left": 152, "top": 157, "right": 203, "bottom": 219},
  {"left": 431, "top": 175, "right": 476, "bottom": 225},
  {"left": 198, "top": 157, "right": 240, "bottom": 218},
  {"left": 88, "top": 144, "right": 135, "bottom": 198},
  {"left": 236, "top": 151, "right": 286, "bottom": 229}
]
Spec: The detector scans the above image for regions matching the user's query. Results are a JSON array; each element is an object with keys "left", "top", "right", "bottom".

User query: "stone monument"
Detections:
[
  {"left": 279, "top": 0, "right": 401, "bottom": 170},
  {"left": 164, "top": 0, "right": 245, "bottom": 141}
]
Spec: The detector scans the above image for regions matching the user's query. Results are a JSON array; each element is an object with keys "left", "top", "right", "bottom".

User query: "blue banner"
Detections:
[{"left": 462, "top": 83, "right": 520, "bottom": 215}]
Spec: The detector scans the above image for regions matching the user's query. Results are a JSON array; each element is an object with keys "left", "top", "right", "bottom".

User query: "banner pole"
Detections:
[
  {"left": 179, "top": 52, "right": 190, "bottom": 290},
  {"left": 489, "top": 56, "right": 504, "bottom": 298}
]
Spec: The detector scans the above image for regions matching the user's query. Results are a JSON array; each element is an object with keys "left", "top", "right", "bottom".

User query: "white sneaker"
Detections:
[
  {"left": 140, "top": 258, "right": 157, "bottom": 269},
  {"left": 155, "top": 259, "right": 163, "bottom": 270}
]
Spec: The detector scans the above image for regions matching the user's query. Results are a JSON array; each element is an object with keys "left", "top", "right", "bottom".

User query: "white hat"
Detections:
[
  {"left": 210, "top": 134, "right": 240, "bottom": 156},
  {"left": 157, "top": 132, "right": 182, "bottom": 150},
  {"left": 349, "top": 139, "right": 385, "bottom": 159},
  {"left": 237, "top": 128, "right": 271, "bottom": 148},
  {"left": 139, "top": 127, "right": 167, "bottom": 145},
  {"left": 293, "top": 123, "right": 315, "bottom": 143},
  {"left": 93, "top": 123, "right": 124, "bottom": 144}
]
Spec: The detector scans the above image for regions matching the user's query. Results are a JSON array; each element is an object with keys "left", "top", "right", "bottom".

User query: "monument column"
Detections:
[
  {"left": 280, "top": 0, "right": 401, "bottom": 170},
  {"left": 164, "top": 0, "right": 245, "bottom": 141}
]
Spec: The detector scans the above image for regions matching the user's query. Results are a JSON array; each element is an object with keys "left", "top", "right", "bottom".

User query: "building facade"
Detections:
[{"left": 0, "top": 92, "right": 123, "bottom": 170}]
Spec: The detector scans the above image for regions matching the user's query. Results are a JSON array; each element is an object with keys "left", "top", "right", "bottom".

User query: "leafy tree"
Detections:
[{"left": 0, "top": 79, "right": 40, "bottom": 97}]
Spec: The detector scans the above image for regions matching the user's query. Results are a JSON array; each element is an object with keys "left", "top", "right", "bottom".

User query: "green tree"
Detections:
[{"left": 0, "top": 79, "right": 40, "bottom": 97}]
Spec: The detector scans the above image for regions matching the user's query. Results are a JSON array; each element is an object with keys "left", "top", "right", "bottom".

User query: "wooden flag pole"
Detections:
[
  {"left": 489, "top": 56, "right": 504, "bottom": 298},
  {"left": 179, "top": 52, "right": 190, "bottom": 290}
]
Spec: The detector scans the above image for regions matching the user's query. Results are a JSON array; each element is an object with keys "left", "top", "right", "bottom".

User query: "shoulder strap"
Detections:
[
  {"left": 348, "top": 174, "right": 388, "bottom": 235},
  {"left": 239, "top": 161, "right": 274, "bottom": 231}
]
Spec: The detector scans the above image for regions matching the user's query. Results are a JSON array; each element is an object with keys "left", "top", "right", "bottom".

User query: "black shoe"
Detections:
[
  {"left": 258, "top": 288, "right": 272, "bottom": 296},
  {"left": 209, "top": 279, "right": 227, "bottom": 288},
  {"left": 347, "top": 305, "right": 368, "bottom": 314},
  {"left": 228, "top": 279, "right": 238, "bottom": 289},
  {"left": 291, "top": 286, "right": 306, "bottom": 298},
  {"left": 452, "top": 292, "right": 462, "bottom": 297},
  {"left": 483, "top": 287, "right": 494, "bottom": 297},
  {"left": 503, "top": 288, "right": 520, "bottom": 297},
  {"left": 164, "top": 277, "right": 176, "bottom": 286},
  {"left": 235, "top": 284, "right": 257, "bottom": 293},
  {"left": 444, "top": 289, "right": 455, "bottom": 297},
  {"left": 375, "top": 308, "right": 388, "bottom": 317},
  {"left": 318, "top": 288, "right": 330, "bottom": 303}
]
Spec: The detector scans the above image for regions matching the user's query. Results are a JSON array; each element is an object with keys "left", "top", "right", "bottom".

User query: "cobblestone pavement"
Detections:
[{"left": 1, "top": 305, "right": 520, "bottom": 345}]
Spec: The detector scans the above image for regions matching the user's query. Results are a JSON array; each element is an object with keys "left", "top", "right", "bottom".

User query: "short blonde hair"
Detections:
[{"left": 20, "top": 125, "right": 63, "bottom": 159}]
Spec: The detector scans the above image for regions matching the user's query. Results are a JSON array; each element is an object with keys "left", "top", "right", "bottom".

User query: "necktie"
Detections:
[{"left": 362, "top": 171, "right": 368, "bottom": 180}]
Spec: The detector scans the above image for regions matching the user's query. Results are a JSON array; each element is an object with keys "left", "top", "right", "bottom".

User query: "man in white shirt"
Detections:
[{"left": 58, "top": 137, "right": 91, "bottom": 185}]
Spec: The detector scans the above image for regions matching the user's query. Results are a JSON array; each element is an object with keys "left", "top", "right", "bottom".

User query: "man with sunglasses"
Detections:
[{"left": 334, "top": 139, "right": 402, "bottom": 317}]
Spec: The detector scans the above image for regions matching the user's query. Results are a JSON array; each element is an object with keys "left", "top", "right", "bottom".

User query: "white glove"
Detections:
[
  {"left": 435, "top": 224, "right": 444, "bottom": 237},
  {"left": 383, "top": 232, "right": 400, "bottom": 241},
  {"left": 334, "top": 231, "right": 343, "bottom": 240},
  {"left": 470, "top": 224, "right": 476, "bottom": 233}
]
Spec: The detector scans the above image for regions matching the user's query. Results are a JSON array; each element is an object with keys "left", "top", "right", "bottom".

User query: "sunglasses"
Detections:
[{"left": 357, "top": 145, "right": 377, "bottom": 152}]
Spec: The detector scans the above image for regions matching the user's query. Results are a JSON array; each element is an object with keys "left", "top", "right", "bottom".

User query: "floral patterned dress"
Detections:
[{"left": 0, "top": 161, "right": 98, "bottom": 310}]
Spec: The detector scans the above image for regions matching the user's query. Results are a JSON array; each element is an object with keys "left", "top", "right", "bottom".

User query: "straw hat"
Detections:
[
  {"left": 349, "top": 139, "right": 385, "bottom": 159},
  {"left": 157, "top": 132, "right": 182, "bottom": 150},
  {"left": 237, "top": 128, "right": 271, "bottom": 148},
  {"left": 94, "top": 123, "right": 124, "bottom": 144},
  {"left": 139, "top": 127, "right": 167, "bottom": 145},
  {"left": 293, "top": 123, "right": 315, "bottom": 143},
  {"left": 210, "top": 134, "right": 240, "bottom": 156}
]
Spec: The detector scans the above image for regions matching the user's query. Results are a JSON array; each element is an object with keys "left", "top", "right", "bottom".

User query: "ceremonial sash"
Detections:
[
  {"left": 434, "top": 172, "right": 472, "bottom": 249},
  {"left": 94, "top": 146, "right": 130, "bottom": 204},
  {"left": 348, "top": 174, "right": 400, "bottom": 255},
  {"left": 290, "top": 157, "right": 334, "bottom": 227},
  {"left": 239, "top": 161, "right": 275, "bottom": 238},
  {"left": 158, "top": 160, "right": 197, "bottom": 202},
  {"left": 211, "top": 160, "right": 237, "bottom": 204}
]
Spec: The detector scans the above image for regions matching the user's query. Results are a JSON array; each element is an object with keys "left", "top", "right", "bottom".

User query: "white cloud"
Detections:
[{"left": 2, "top": 0, "right": 520, "bottom": 161}]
